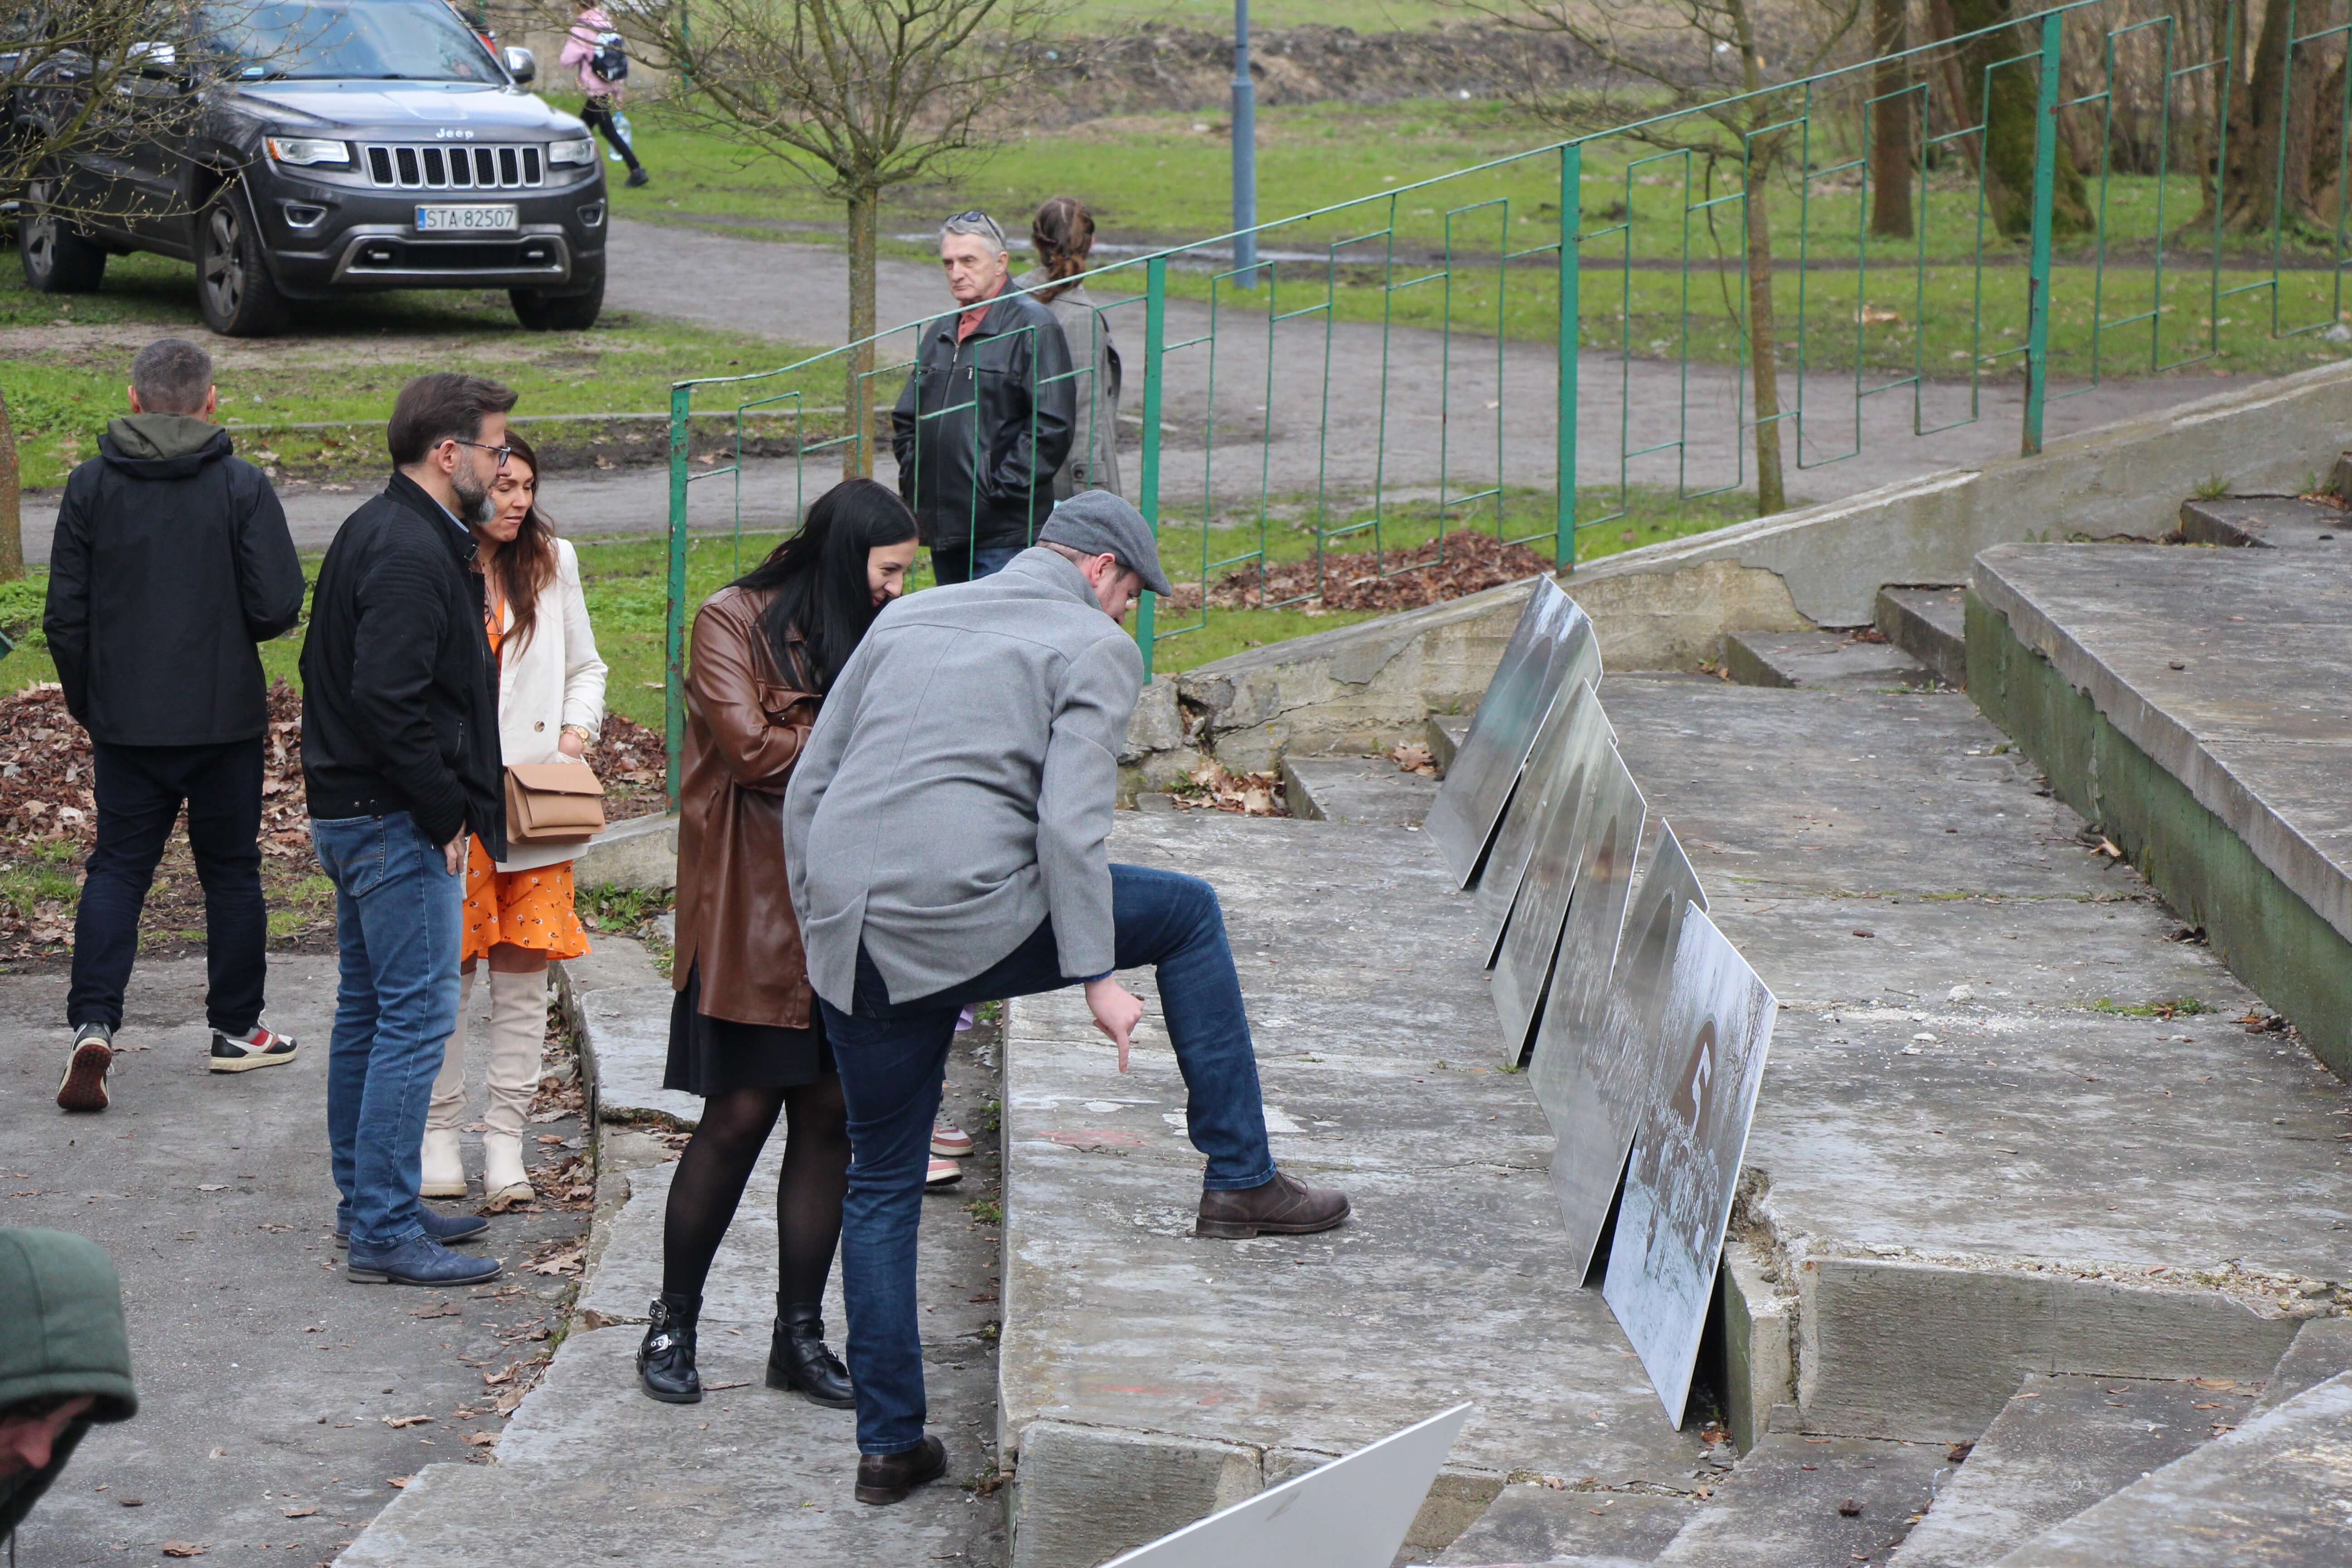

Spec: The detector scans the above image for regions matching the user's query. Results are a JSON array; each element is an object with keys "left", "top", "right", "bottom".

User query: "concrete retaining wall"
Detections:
[{"left": 1164, "top": 363, "right": 2352, "bottom": 769}]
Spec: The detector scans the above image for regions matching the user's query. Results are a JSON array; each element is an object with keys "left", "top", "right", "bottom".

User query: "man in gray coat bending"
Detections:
[{"left": 784, "top": 491, "right": 1349, "bottom": 1504}]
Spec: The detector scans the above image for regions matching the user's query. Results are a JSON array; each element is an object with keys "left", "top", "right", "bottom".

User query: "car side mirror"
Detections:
[{"left": 504, "top": 45, "right": 535, "bottom": 84}]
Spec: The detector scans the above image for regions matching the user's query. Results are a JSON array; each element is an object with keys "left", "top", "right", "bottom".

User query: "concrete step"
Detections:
[
  {"left": 1647, "top": 1434, "right": 1947, "bottom": 1567},
  {"left": 1988, "top": 1371, "right": 2352, "bottom": 1566},
  {"left": 1885, "top": 1373, "right": 2259, "bottom": 1568},
  {"left": 1431, "top": 1485, "right": 1694, "bottom": 1564},
  {"left": 1281, "top": 752, "right": 1441, "bottom": 828},
  {"left": 1720, "top": 628, "right": 1938, "bottom": 691},
  {"left": 2175, "top": 495, "right": 2352, "bottom": 550},
  {"left": 1972, "top": 542, "right": 2352, "bottom": 1076},
  {"left": 1600, "top": 676, "right": 2339, "bottom": 1443},
  {"left": 2250, "top": 1316, "right": 2352, "bottom": 1416},
  {"left": 1875, "top": 587, "right": 1967, "bottom": 690},
  {"left": 1427, "top": 714, "right": 1473, "bottom": 774}
]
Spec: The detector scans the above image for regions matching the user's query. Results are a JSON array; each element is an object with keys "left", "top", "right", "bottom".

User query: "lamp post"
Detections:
[{"left": 1232, "top": 0, "right": 1257, "bottom": 288}]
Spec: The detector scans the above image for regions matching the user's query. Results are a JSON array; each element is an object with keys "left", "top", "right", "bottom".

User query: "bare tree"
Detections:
[
  {"left": 2192, "top": 0, "right": 2347, "bottom": 236},
  {"left": 2, "top": 0, "right": 256, "bottom": 579},
  {"left": 606, "top": 0, "right": 1070, "bottom": 477},
  {"left": 1488, "top": 0, "right": 1867, "bottom": 516}
]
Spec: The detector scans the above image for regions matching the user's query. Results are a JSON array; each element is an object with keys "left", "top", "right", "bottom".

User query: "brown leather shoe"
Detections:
[
  {"left": 856, "top": 1434, "right": 947, "bottom": 1505},
  {"left": 1196, "top": 1171, "right": 1351, "bottom": 1239}
]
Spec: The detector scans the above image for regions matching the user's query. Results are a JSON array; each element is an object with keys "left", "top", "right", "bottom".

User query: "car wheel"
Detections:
[
  {"left": 18, "top": 169, "right": 108, "bottom": 294},
  {"left": 196, "top": 186, "right": 290, "bottom": 338},
  {"left": 510, "top": 270, "right": 604, "bottom": 332}
]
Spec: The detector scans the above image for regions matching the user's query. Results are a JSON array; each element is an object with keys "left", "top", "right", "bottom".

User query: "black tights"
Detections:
[{"left": 660, "top": 1074, "right": 850, "bottom": 1308}]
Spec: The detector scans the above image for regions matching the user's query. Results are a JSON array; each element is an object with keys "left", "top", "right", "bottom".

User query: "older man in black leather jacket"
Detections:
[{"left": 890, "top": 211, "right": 1076, "bottom": 583}]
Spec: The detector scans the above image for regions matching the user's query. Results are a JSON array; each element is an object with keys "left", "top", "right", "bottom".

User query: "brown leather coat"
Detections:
[{"left": 672, "top": 584, "right": 820, "bottom": 1028}]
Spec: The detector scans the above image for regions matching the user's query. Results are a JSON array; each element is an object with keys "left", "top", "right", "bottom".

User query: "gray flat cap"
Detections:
[{"left": 1038, "top": 490, "right": 1173, "bottom": 598}]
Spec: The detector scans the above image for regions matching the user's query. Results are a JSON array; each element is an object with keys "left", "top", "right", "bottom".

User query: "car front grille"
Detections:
[{"left": 361, "top": 142, "right": 544, "bottom": 191}]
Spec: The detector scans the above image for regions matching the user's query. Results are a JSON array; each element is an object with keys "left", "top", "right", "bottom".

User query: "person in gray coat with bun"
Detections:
[
  {"left": 1014, "top": 196, "right": 1121, "bottom": 500},
  {"left": 783, "top": 491, "right": 1348, "bottom": 1506}
]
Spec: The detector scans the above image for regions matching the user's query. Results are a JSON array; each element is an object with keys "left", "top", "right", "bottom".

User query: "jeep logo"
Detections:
[{"left": 435, "top": 128, "right": 476, "bottom": 140}]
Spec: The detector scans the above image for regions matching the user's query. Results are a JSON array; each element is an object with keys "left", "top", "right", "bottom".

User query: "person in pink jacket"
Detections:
[{"left": 561, "top": 4, "right": 648, "bottom": 188}]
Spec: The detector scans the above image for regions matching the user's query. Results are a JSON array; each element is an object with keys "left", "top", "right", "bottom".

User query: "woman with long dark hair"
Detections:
[
  {"left": 422, "top": 430, "right": 606, "bottom": 1206},
  {"left": 638, "top": 477, "right": 920, "bottom": 1407},
  {"left": 1016, "top": 195, "right": 1122, "bottom": 499}
]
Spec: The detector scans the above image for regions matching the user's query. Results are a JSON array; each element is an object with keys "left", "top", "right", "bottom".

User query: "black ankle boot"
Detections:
[
  {"left": 637, "top": 1293, "right": 702, "bottom": 1404},
  {"left": 766, "top": 1297, "right": 854, "bottom": 1408}
]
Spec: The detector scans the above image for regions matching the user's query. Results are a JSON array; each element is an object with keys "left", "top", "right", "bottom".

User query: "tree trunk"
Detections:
[
  {"left": 843, "top": 189, "right": 879, "bottom": 480},
  {"left": 0, "top": 387, "right": 22, "bottom": 583},
  {"left": 2206, "top": 0, "right": 2337, "bottom": 234},
  {"left": 1870, "top": 0, "right": 1914, "bottom": 238},
  {"left": 1744, "top": 156, "right": 1787, "bottom": 517},
  {"left": 1948, "top": 0, "right": 2090, "bottom": 239}
]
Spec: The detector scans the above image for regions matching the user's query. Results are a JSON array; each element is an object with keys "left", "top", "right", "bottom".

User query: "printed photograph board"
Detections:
[
  {"left": 1424, "top": 579, "right": 1598, "bottom": 888},
  {"left": 1470, "top": 678, "right": 1597, "bottom": 965},
  {"left": 1486, "top": 694, "right": 1619, "bottom": 1065},
  {"left": 1602, "top": 906, "right": 1778, "bottom": 1428},
  {"left": 1102, "top": 1403, "right": 1475, "bottom": 1568}
]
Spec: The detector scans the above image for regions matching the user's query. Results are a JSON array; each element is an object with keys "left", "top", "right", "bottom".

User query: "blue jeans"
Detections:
[
  {"left": 311, "top": 812, "right": 463, "bottom": 1251},
  {"left": 928, "top": 542, "right": 1023, "bottom": 584},
  {"left": 819, "top": 862, "right": 1277, "bottom": 1454}
]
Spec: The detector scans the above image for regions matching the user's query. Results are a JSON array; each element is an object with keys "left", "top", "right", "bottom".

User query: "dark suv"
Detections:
[{"left": 11, "top": 0, "right": 608, "bottom": 334}]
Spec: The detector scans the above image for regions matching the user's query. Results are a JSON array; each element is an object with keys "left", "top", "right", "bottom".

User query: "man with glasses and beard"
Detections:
[{"left": 299, "top": 374, "right": 514, "bottom": 1289}]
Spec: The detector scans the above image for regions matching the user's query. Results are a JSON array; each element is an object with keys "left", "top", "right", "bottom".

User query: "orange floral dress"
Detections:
[{"left": 461, "top": 589, "right": 592, "bottom": 965}]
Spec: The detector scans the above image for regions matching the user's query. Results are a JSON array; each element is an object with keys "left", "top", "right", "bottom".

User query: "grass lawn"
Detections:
[
  {"left": 608, "top": 91, "right": 2352, "bottom": 382},
  {"left": 1060, "top": 0, "right": 1464, "bottom": 28},
  {"left": 0, "top": 249, "right": 825, "bottom": 488}
]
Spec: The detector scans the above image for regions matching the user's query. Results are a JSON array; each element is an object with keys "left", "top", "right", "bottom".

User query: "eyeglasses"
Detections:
[
  {"left": 445, "top": 437, "right": 513, "bottom": 467},
  {"left": 941, "top": 210, "right": 1007, "bottom": 254}
]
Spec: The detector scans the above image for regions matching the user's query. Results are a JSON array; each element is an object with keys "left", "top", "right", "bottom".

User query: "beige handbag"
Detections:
[{"left": 504, "top": 760, "right": 607, "bottom": 845}]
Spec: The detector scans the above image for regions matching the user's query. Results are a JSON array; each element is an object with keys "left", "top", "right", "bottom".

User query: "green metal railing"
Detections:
[{"left": 663, "top": 0, "right": 2349, "bottom": 803}]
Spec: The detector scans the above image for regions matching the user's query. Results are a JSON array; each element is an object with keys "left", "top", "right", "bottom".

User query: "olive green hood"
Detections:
[
  {"left": 101, "top": 412, "right": 227, "bottom": 466},
  {"left": 0, "top": 1229, "right": 137, "bottom": 1539}
]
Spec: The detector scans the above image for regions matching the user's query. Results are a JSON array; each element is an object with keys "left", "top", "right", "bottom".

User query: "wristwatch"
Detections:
[{"left": 561, "top": 724, "right": 597, "bottom": 750}]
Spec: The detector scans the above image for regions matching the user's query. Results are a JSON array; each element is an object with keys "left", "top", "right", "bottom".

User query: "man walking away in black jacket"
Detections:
[
  {"left": 300, "top": 373, "right": 511, "bottom": 1290},
  {"left": 891, "top": 210, "right": 1076, "bottom": 584},
  {"left": 43, "top": 338, "right": 306, "bottom": 1114}
]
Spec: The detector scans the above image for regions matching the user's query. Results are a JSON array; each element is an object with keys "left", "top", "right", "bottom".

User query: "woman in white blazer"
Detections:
[{"left": 422, "top": 431, "right": 608, "bottom": 1204}]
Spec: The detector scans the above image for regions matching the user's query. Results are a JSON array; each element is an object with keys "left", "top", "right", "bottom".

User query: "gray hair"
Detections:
[
  {"left": 939, "top": 210, "right": 1008, "bottom": 255},
  {"left": 131, "top": 337, "right": 214, "bottom": 415}
]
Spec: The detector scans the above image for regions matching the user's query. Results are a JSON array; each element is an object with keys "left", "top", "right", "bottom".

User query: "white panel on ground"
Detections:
[
  {"left": 1100, "top": 1404, "right": 1476, "bottom": 1568},
  {"left": 1604, "top": 906, "right": 1777, "bottom": 1427},
  {"left": 1532, "top": 823, "right": 1709, "bottom": 1277},
  {"left": 1423, "top": 578, "right": 1597, "bottom": 887},
  {"left": 1488, "top": 691, "right": 1619, "bottom": 1065},
  {"left": 1471, "top": 678, "right": 1598, "bottom": 964}
]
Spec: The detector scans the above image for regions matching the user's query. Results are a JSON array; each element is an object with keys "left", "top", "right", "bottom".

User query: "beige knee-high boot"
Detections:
[
  {"left": 480, "top": 966, "right": 547, "bottom": 1203},
  {"left": 421, "top": 966, "right": 477, "bottom": 1197}
]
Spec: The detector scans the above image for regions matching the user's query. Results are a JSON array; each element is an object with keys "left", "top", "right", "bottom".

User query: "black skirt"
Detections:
[{"left": 662, "top": 960, "right": 834, "bottom": 1097}]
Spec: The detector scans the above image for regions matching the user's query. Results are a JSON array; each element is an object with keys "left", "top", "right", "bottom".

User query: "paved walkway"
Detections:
[
  {"left": 0, "top": 953, "right": 590, "bottom": 1568},
  {"left": 340, "top": 937, "right": 1010, "bottom": 1567}
]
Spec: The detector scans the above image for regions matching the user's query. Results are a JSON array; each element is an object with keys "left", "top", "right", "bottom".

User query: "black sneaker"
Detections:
[
  {"left": 625, "top": 166, "right": 649, "bottom": 188},
  {"left": 210, "top": 1024, "right": 298, "bottom": 1073},
  {"left": 57, "top": 1023, "right": 114, "bottom": 1112}
]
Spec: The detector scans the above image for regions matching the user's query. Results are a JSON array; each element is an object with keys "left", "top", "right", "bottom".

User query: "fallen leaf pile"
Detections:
[
  {"left": 595, "top": 712, "right": 667, "bottom": 821},
  {"left": 1163, "top": 530, "right": 1557, "bottom": 616},
  {"left": 1171, "top": 760, "right": 1289, "bottom": 817}
]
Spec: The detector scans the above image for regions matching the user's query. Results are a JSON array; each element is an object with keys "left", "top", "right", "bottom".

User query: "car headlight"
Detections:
[
  {"left": 265, "top": 136, "right": 351, "bottom": 167},
  {"left": 548, "top": 138, "right": 596, "bottom": 167}
]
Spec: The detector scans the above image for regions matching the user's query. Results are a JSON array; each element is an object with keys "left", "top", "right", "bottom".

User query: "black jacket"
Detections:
[
  {"left": 890, "top": 288, "right": 1077, "bottom": 553},
  {"left": 42, "top": 416, "right": 305, "bottom": 746},
  {"left": 298, "top": 473, "right": 505, "bottom": 857}
]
